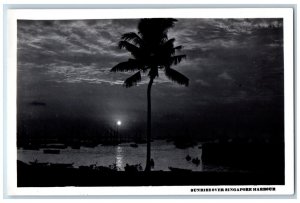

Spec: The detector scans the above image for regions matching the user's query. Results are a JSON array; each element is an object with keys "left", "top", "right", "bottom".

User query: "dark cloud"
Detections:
[{"left": 29, "top": 101, "right": 46, "bottom": 106}]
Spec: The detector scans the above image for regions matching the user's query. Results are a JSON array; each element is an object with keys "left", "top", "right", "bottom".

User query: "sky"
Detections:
[{"left": 17, "top": 18, "right": 284, "bottom": 144}]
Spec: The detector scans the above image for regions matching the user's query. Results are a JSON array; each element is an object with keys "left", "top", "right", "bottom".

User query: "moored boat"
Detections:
[
  {"left": 43, "top": 149, "right": 60, "bottom": 154},
  {"left": 49, "top": 163, "right": 73, "bottom": 168},
  {"left": 168, "top": 167, "right": 192, "bottom": 172}
]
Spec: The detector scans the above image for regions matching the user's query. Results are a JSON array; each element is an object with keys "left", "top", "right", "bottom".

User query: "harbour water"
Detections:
[{"left": 18, "top": 140, "right": 232, "bottom": 171}]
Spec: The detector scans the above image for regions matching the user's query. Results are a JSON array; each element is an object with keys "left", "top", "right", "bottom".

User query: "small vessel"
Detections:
[
  {"left": 23, "top": 145, "right": 40, "bottom": 150},
  {"left": 29, "top": 160, "right": 49, "bottom": 167},
  {"left": 185, "top": 155, "right": 191, "bottom": 161},
  {"left": 44, "top": 143, "right": 67, "bottom": 149},
  {"left": 49, "top": 163, "right": 73, "bottom": 168},
  {"left": 124, "top": 163, "right": 142, "bottom": 172},
  {"left": 168, "top": 167, "right": 192, "bottom": 172},
  {"left": 43, "top": 149, "right": 60, "bottom": 154},
  {"left": 71, "top": 145, "right": 80, "bottom": 149},
  {"left": 130, "top": 143, "right": 138, "bottom": 148},
  {"left": 192, "top": 157, "right": 200, "bottom": 166}
]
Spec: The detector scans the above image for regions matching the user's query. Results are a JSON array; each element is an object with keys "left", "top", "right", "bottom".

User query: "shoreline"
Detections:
[{"left": 17, "top": 161, "right": 284, "bottom": 187}]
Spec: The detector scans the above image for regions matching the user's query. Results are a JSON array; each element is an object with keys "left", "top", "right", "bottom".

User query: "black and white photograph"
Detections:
[{"left": 5, "top": 8, "right": 294, "bottom": 195}]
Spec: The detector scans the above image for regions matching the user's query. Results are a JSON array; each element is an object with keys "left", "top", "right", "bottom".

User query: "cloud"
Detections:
[
  {"left": 218, "top": 72, "right": 233, "bottom": 80},
  {"left": 195, "top": 79, "right": 210, "bottom": 86},
  {"left": 17, "top": 18, "right": 283, "bottom": 104},
  {"left": 29, "top": 101, "right": 46, "bottom": 106},
  {"left": 16, "top": 18, "right": 284, "bottom": 145}
]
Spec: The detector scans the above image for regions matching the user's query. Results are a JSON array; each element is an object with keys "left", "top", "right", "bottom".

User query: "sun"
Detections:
[{"left": 117, "top": 120, "right": 122, "bottom": 126}]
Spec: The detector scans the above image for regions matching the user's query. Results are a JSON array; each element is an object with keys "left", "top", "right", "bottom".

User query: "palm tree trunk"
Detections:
[{"left": 145, "top": 77, "right": 154, "bottom": 172}]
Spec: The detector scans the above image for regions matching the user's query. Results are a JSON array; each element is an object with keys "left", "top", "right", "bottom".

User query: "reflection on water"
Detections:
[
  {"left": 18, "top": 140, "right": 207, "bottom": 171},
  {"left": 115, "top": 146, "right": 123, "bottom": 169}
]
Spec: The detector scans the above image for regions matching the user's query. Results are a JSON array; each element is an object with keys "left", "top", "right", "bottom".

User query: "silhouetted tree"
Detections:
[{"left": 111, "top": 18, "right": 189, "bottom": 171}]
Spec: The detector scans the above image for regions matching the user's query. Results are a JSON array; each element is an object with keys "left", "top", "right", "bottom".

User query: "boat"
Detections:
[
  {"left": 44, "top": 143, "right": 67, "bottom": 149},
  {"left": 82, "top": 142, "right": 99, "bottom": 148},
  {"left": 43, "top": 149, "right": 60, "bottom": 154},
  {"left": 192, "top": 157, "right": 200, "bottom": 165},
  {"left": 29, "top": 160, "right": 49, "bottom": 167},
  {"left": 71, "top": 145, "right": 81, "bottom": 149},
  {"left": 23, "top": 145, "right": 40, "bottom": 150},
  {"left": 130, "top": 143, "right": 138, "bottom": 148},
  {"left": 101, "top": 141, "right": 119, "bottom": 146},
  {"left": 168, "top": 167, "right": 192, "bottom": 172},
  {"left": 49, "top": 163, "right": 73, "bottom": 168}
]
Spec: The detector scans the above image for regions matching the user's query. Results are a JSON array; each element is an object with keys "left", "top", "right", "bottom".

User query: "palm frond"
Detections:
[
  {"left": 121, "top": 32, "right": 142, "bottom": 46},
  {"left": 110, "top": 59, "right": 140, "bottom": 72},
  {"left": 118, "top": 41, "right": 140, "bottom": 58},
  {"left": 165, "top": 68, "right": 189, "bottom": 86},
  {"left": 161, "top": 38, "right": 176, "bottom": 55},
  {"left": 171, "top": 55, "right": 186, "bottom": 65},
  {"left": 164, "top": 38, "right": 175, "bottom": 46},
  {"left": 174, "top": 45, "right": 183, "bottom": 50},
  {"left": 124, "top": 71, "right": 142, "bottom": 88}
]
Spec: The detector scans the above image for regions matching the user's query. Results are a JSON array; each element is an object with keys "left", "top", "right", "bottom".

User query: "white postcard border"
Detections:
[{"left": 5, "top": 8, "right": 295, "bottom": 196}]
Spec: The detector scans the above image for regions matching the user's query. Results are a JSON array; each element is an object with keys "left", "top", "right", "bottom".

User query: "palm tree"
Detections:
[{"left": 111, "top": 18, "right": 189, "bottom": 172}]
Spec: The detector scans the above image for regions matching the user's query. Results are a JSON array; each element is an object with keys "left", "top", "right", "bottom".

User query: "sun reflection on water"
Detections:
[{"left": 115, "top": 146, "right": 123, "bottom": 170}]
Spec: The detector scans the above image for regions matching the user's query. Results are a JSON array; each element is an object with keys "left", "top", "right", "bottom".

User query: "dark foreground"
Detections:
[{"left": 18, "top": 161, "right": 284, "bottom": 187}]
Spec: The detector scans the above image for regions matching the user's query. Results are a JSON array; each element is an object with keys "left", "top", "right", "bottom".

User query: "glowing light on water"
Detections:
[
  {"left": 115, "top": 146, "right": 123, "bottom": 170},
  {"left": 18, "top": 141, "right": 208, "bottom": 171}
]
